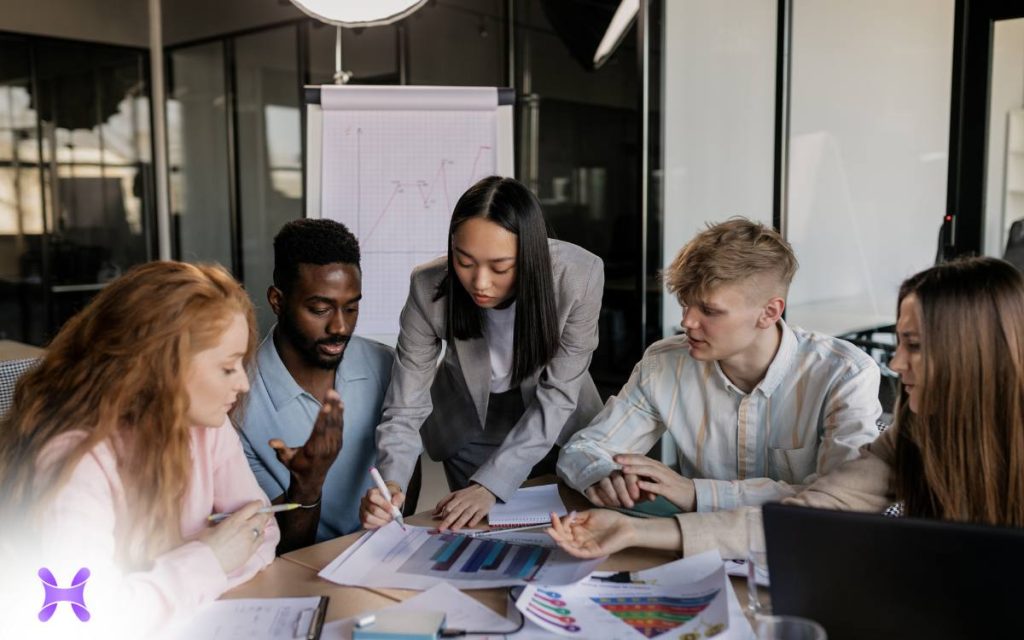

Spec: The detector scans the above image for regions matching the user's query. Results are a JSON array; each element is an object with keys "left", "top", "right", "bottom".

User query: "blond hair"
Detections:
[
  {"left": 663, "top": 218, "right": 798, "bottom": 304},
  {"left": 0, "top": 261, "right": 257, "bottom": 568}
]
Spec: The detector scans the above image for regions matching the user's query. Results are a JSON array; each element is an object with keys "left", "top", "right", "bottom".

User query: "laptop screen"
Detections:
[{"left": 762, "top": 502, "right": 1024, "bottom": 640}]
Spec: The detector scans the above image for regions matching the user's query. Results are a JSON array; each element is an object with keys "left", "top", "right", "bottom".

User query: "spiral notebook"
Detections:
[{"left": 488, "top": 484, "right": 567, "bottom": 529}]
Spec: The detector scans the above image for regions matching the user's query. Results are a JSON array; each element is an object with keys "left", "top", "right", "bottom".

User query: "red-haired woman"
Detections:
[{"left": 0, "top": 262, "right": 280, "bottom": 637}]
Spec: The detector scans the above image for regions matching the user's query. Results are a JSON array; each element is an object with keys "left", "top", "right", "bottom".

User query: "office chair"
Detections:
[
  {"left": 1004, "top": 218, "right": 1024, "bottom": 272},
  {"left": 0, "top": 358, "right": 37, "bottom": 417},
  {"left": 874, "top": 419, "right": 904, "bottom": 518}
]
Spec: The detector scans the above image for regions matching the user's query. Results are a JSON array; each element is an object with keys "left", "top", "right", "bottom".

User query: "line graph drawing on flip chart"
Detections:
[{"left": 306, "top": 85, "right": 515, "bottom": 339}]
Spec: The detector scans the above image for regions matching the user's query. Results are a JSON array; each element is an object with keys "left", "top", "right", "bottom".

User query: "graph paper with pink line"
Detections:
[{"left": 321, "top": 109, "right": 497, "bottom": 335}]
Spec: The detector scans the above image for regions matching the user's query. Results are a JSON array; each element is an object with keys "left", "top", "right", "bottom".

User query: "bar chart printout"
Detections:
[
  {"left": 398, "top": 532, "right": 550, "bottom": 581},
  {"left": 317, "top": 523, "right": 602, "bottom": 590}
]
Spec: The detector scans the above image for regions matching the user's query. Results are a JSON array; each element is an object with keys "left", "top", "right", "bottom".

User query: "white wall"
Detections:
[
  {"left": 986, "top": 19, "right": 1024, "bottom": 257},
  {"left": 660, "top": 0, "right": 777, "bottom": 337},
  {"left": 0, "top": 0, "right": 148, "bottom": 47}
]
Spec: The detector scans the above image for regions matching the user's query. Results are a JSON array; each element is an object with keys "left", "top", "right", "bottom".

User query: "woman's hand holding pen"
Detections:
[
  {"left": 433, "top": 483, "right": 496, "bottom": 531},
  {"left": 547, "top": 508, "right": 683, "bottom": 558},
  {"left": 360, "top": 481, "right": 406, "bottom": 529},
  {"left": 200, "top": 500, "right": 272, "bottom": 574},
  {"left": 545, "top": 509, "right": 637, "bottom": 559}
]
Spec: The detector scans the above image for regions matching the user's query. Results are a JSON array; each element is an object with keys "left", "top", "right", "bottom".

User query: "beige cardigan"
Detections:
[{"left": 676, "top": 426, "right": 898, "bottom": 558}]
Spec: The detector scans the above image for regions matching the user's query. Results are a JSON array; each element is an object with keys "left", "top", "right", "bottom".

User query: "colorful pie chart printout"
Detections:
[{"left": 516, "top": 563, "right": 729, "bottom": 639}]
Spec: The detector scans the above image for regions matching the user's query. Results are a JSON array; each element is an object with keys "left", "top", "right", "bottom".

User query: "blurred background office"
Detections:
[{"left": 0, "top": 0, "right": 1021, "bottom": 400}]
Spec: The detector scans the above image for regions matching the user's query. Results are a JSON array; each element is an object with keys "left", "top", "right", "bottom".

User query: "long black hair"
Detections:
[{"left": 434, "top": 176, "right": 559, "bottom": 387}]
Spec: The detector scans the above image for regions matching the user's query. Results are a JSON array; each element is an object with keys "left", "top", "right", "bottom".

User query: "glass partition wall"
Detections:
[
  {"left": 783, "top": 0, "right": 954, "bottom": 337},
  {"left": 166, "top": 0, "right": 647, "bottom": 394},
  {"left": 0, "top": 35, "right": 153, "bottom": 346},
  {"left": 653, "top": 0, "right": 955, "bottom": 341},
  {"left": 650, "top": 0, "right": 955, "bottom": 418},
  {"left": 0, "top": 1, "right": 968, "bottom": 402}
]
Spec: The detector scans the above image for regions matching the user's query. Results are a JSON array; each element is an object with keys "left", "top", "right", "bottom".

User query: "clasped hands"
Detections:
[{"left": 584, "top": 453, "right": 697, "bottom": 512}]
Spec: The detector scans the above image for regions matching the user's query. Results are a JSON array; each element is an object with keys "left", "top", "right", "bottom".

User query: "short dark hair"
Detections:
[
  {"left": 273, "top": 218, "right": 360, "bottom": 291},
  {"left": 435, "top": 176, "right": 559, "bottom": 387}
]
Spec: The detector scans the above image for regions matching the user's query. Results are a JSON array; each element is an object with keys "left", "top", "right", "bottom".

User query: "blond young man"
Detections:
[{"left": 557, "top": 218, "right": 881, "bottom": 512}]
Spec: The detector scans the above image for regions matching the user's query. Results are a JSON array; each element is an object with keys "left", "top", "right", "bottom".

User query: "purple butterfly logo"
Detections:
[{"left": 38, "top": 567, "right": 90, "bottom": 622}]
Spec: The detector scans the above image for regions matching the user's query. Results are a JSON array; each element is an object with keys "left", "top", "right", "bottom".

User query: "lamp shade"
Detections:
[
  {"left": 540, "top": 0, "right": 638, "bottom": 71},
  {"left": 289, "top": 0, "right": 428, "bottom": 28}
]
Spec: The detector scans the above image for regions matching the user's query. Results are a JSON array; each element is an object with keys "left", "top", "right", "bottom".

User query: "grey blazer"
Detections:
[{"left": 376, "top": 239, "right": 605, "bottom": 501}]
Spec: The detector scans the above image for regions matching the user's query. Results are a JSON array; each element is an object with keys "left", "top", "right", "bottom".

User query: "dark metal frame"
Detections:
[
  {"left": 223, "top": 39, "right": 244, "bottom": 279},
  {"left": 943, "top": 0, "right": 1024, "bottom": 259},
  {"left": 772, "top": 0, "right": 792, "bottom": 236}
]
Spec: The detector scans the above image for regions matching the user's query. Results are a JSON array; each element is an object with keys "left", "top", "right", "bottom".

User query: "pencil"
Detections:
[{"left": 208, "top": 503, "right": 301, "bottom": 523}]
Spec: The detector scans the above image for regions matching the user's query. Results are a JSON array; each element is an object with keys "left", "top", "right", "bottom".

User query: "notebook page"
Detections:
[{"left": 489, "top": 484, "right": 567, "bottom": 527}]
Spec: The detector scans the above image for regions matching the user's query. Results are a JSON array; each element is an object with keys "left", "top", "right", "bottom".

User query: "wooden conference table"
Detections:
[{"left": 223, "top": 481, "right": 766, "bottom": 626}]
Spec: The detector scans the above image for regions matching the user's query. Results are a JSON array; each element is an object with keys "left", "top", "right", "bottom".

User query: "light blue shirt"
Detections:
[{"left": 239, "top": 330, "right": 394, "bottom": 541}]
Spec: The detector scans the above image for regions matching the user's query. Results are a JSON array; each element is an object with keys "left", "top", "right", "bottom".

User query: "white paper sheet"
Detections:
[
  {"left": 489, "top": 484, "right": 567, "bottom": 528},
  {"left": 322, "top": 582, "right": 517, "bottom": 640},
  {"left": 635, "top": 552, "right": 754, "bottom": 640},
  {"left": 516, "top": 559, "right": 726, "bottom": 638},
  {"left": 160, "top": 597, "right": 324, "bottom": 640},
  {"left": 515, "top": 550, "right": 754, "bottom": 640},
  {"left": 318, "top": 522, "right": 603, "bottom": 590},
  {"left": 506, "top": 579, "right": 755, "bottom": 640}
]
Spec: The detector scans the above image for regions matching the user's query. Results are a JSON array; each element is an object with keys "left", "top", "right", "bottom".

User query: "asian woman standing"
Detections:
[{"left": 360, "top": 176, "right": 605, "bottom": 531}]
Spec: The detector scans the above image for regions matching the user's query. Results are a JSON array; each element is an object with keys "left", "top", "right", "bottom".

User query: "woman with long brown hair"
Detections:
[
  {"left": 547, "top": 256, "right": 1024, "bottom": 558},
  {"left": 0, "top": 261, "right": 280, "bottom": 637}
]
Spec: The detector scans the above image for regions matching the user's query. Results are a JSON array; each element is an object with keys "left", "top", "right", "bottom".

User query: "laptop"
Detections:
[{"left": 762, "top": 502, "right": 1024, "bottom": 640}]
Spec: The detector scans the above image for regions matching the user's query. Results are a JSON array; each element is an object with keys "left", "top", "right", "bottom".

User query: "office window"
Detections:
[
  {"left": 167, "top": 42, "right": 233, "bottom": 268},
  {"left": 0, "top": 35, "right": 153, "bottom": 345},
  {"left": 235, "top": 25, "right": 303, "bottom": 333}
]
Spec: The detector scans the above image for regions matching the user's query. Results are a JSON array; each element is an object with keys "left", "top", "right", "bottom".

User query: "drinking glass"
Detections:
[
  {"left": 755, "top": 615, "right": 827, "bottom": 640},
  {"left": 747, "top": 508, "right": 770, "bottom": 614}
]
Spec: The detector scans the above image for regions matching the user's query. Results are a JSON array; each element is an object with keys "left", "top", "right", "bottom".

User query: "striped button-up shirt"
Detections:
[{"left": 557, "top": 321, "right": 881, "bottom": 511}]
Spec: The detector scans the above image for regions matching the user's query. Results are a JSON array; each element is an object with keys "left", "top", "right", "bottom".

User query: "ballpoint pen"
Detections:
[
  {"left": 369, "top": 467, "right": 407, "bottom": 531},
  {"left": 208, "top": 503, "right": 301, "bottom": 523},
  {"left": 472, "top": 510, "right": 577, "bottom": 537},
  {"left": 471, "top": 523, "right": 548, "bottom": 537}
]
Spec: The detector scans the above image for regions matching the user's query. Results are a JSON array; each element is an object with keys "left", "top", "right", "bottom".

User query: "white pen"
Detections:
[
  {"left": 369, "top": 467, "right": 407, "bottom": 531},
  {"left": 471, "top": 523, "right": 548, "bottom": 537},
  {"left": 355, "top": 614, "right": 376, "bottom": 628},
  {"left": 207, "top": 503, "right": 300, "bottom": 523}
]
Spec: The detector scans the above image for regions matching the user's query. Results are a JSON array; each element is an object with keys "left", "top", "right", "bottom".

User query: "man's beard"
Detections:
[{"left": 278, "top": 311, "right": 349, "bottom": 371}]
